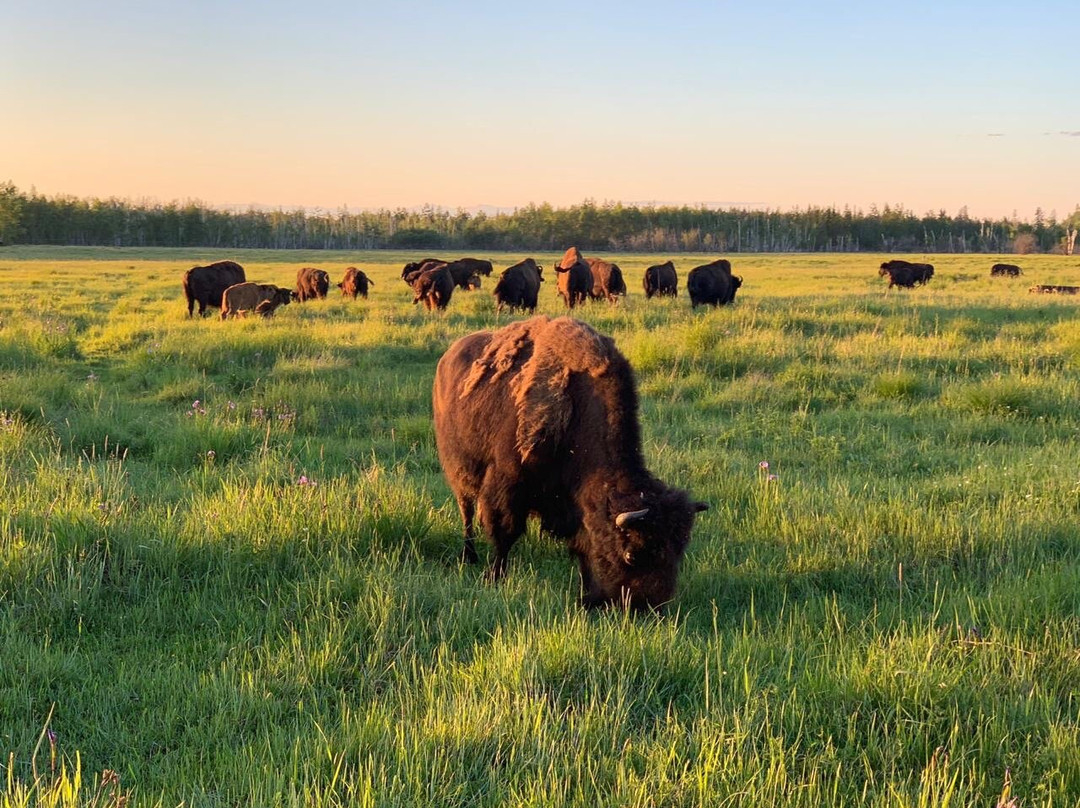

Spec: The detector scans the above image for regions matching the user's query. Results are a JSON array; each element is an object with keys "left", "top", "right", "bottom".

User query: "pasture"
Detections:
[{"left": 1, "top": 247, "right": 1079, "bottom": 807}]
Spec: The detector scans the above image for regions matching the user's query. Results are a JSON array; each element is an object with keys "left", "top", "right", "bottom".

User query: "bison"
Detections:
[
  {"left": 492, "top": 258, "right": 545, "bottom": 313},
  {"left": 402, "top": 258, "right": 445, "bottom": 282},
  {"left": 687, "top": 259, "right": 742, "bottom": 307},
  {"left": 643, "top": 261, "right": 678, "bottom": 298},
  {"left": 554, "top": 247, "right": 591, "bottom": 309},
  {"left": 295, "top": 267, "right": 330, "bottom": 301},
  {"left": 220, "top": 283, "right": 294, "bottom": 320},
  {"left": 1029, "top": 285, "right": 1079, "bottom": 295},
  {"left": 452, "top": 257, "right": 494, "bottom": 278},
  {"left": 990, "top": 263, "right": 1023, "bottom": 277},
  {"left": 585, "top": 257, "right": 628, "bottom": 303},
  {"left": 878, "top": 260, "right": 934, "bottom": 288},
  {"left": 412, "top": 264, "right": 455, "bottom": 310},
  {"left": 182, "top": 260, "right": 246, "bottom": 317},
  {"left": 338, "top": 267, "right": 374, "bottom": 299},
  {"left": 433, "top": 316, "right": 709, "bottom": 610}
]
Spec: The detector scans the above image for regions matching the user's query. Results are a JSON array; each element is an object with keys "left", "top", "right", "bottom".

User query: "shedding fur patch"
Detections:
[
  {"left": 557, "top": 247, "right": 586, "bottom": 269},
  {"left": 458, "top": 316, "right": 616, "bottom": 462}
]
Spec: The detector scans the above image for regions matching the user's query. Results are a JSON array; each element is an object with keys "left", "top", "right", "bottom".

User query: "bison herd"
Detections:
[
  {"left": 184, "top": 254, "right": 1066, "bottom": 323},
  {"left": 183, "top": 261, "right": 375, "bottom": 319}
]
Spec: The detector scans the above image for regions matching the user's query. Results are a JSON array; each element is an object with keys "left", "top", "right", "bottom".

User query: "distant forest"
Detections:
[{"left": 1, "top": 182, "right": 1077, "bottom": 254}]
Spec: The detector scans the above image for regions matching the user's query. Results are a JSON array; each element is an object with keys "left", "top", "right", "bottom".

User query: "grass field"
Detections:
[{"left": 1, "top": 246, "right": 1079, "bottom": 807}]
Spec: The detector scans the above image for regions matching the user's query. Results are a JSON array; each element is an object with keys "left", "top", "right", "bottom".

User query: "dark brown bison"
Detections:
[
  {"left": 182, "top": 260, "right": 246, "bottom": 317},
  {"left": 452, "top": 257, "right": 494, "bottom": 277},
  {"left": 411, "top": 264, "right": 455, "bottom": 310},
  {"left": 492, "top": 258, "right": 545, "bottom": 313},
  {"left": 643, "top": 261, "right": 678, "bottom": 298},
  {"left": 1029, "top": 285, "right": 1079, "bottom": 295},
  {"left": 433, "top": 316, "right": 708, "bottom": 610},
  {"left": 220, "top": 283, "right": 294, "bottom": 320},
  {"left": 585, "top": 257, "right": 628, "bottom": 303},
  {"left": 401, "top": 258, "right": 445, "bottom": 281},
  {"left": 990, "top": 263, "right": 1023, "bottom": 277},
  {"left": 338, "top": 267, "right": 374, "bottom": 299},
  {"left": 443, "top": 261, "right": 486, "bottom": 290},
  {"left": 554, "top": 247, "right": 591, "bottom": 309},
  {"left": 295, "top": 267, "right": 331, "bottom": 301},
  {"left": 687, "top": 259, "right": 742, "bottom": 307},
  {"left": 878, "top": 260, "right": 934, "bottom": 288}
]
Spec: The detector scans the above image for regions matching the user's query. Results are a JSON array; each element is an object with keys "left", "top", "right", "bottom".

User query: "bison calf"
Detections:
[
  {"left": 295, "top": 267, "right": 330, "bottom": 301},
  {"left": 338, "top": 267, "right": 374, "bottom": 299},
  {"left": 221, "top": 283, "right": 294, "bottom": 319},
  {"left": 643, "top": 261, "right": 678, "bottom": 298}
]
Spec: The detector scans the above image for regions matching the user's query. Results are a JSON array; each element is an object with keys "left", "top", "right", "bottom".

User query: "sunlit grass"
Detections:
[{"left": 1, "top": 247, "right": 1079, "bottom": 805}]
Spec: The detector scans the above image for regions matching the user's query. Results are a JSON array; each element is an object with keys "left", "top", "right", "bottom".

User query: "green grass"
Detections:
[{"left": 1, "top": 247, "right": 1079, "bottom": 806}]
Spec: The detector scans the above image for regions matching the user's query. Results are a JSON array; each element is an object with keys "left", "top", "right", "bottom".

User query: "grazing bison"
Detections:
[
  {"left": 295, "top": 267, "right": 330, "bottom": 301},
  {"left": 1029, "top": 285, "right": 1080, "bottom": 295},
  {"left": 643, "top": 261, "right": 678, "bottom": 298},
  {"left": 990, "top": 263, "right": 1023, "bottom": 277},
  {"left": 220, "top": 283, "right": 294, "bottom": 320},
  {"left": 433, "top": 316, "right": 708, "bottom": 609},
  {"left": 453, "top": 257, "right": 494, "bottom": 277},
  {"left": 338, "top": 267, "right": 374, "bottom": 299},
  {"left": 182, "top": 260, "right": 246, "bottom": 317},
  {"left": 554, "top": 247, "right": 592, "bottom": 309},
  {"left": 411, "top": 264, "right": 455, "bottom": 310},
  {"left": 585, "top": 257, "right": 628, "bottom": 303},
  {"left": 492, "top": 258, "right": 545, "bottom": 313},
  {"left": 878, "top": 260, "right": 935, "bottom": 288},
  {"left": 687, "top": 259, "right": 742, "bottom": 307},
  {"left": 443, "top": 260, "right": 487, "bottom": 290},
  {"left": 401, "top": 258, "right": 445, "bottom": 281}
]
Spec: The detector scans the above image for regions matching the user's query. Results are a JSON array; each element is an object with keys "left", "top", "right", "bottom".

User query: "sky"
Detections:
[{"left": 3, "top": 0, "right": 1077, "bottom": 219}]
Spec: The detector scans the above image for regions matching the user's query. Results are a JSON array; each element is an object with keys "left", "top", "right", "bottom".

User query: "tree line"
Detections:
[{"left": 0, "top": 182, "right": 1076, "bottom": 254}]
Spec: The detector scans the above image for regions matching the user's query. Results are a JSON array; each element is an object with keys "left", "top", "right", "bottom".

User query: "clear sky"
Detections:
[{"left": 3, "top": 0, "right": 1077, "bottom": 218}]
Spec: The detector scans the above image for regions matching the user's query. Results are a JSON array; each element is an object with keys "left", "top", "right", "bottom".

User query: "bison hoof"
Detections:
[{"left": 460, "top": 544, "right": 479, "bottom": 565}]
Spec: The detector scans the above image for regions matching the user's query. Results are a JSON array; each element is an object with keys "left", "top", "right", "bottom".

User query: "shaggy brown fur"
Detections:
[
  {"left": 554, "top": 247, "right": 591, "bottom": 309},
  {"left": 295, "top": 267, "right": 330, "bottom": 301},
  {"left": 182, "top": 260, "right": 246, "bottom": 317},
  {"left": 990, "top": 263, "right": 1023, "bottom": 277},
  {"left": 585, "top": 258, "right": 627, "bottom": 303},
  {"left": 221, "top": 283, "right": 294, "bottom": 319},
  {"left": 492, "top": 258, "right": 545, "bottom": 313},
  {"left": 433, "top": 316, "right": 708, "bottom": 610},
  {"left": 878, "top": 260, "right": 934, "bottom": 288},
  {"left": 687, "top": 259, "right": 742, "bottom": 307},
  {"left": 643, "top": 261, "right": 678, "bottom": 298},
  {"left": 338, "top": 267, "right": 374, "bottom": 299},
  {"left": 412, "top": 264, "right": 455, "bottom": 310}
]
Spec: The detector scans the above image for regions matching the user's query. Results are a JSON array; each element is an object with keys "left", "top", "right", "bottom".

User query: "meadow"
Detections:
[{"left": 1, "top": 246, "right": 1079, "bottom": 807}]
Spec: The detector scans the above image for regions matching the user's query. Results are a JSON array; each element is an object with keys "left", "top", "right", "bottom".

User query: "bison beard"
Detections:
[{"left": 433, "top": 316, "right": 708, "bottom": 610}]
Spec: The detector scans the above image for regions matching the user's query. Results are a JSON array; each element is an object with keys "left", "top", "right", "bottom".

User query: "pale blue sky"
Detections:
[{"left": 3, "top": 0, "right": 1077, "bottom": 217}]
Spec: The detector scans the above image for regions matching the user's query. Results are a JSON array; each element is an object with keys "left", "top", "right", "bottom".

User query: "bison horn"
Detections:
[
  {"left": 693, "top": 502, "right": 709, "bottom": 513},
  {"left": 615, "top": 508, "right": 650, "bottom": 527}
]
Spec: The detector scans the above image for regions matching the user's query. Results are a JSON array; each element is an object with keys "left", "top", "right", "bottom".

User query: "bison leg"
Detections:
[
  {"left": 477, "top": 479, "right": 524, "bottom": 582},
  {"left": 458, "top": 496, "right": 479, "bottom": 564}
]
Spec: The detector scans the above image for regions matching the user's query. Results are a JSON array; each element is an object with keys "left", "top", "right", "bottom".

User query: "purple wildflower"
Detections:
[{"left": 759, "top": 461, "right": 769, "bottom": 470}]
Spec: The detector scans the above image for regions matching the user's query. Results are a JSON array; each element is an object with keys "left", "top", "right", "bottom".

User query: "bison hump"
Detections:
[{"left": 458, "top": 316, "right": 615, "bottom": 462}]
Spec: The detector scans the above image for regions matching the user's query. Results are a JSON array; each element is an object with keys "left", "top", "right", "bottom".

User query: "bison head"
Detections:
[{"left": 581, "top": 487, "right": 708, "bottom": 611}]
